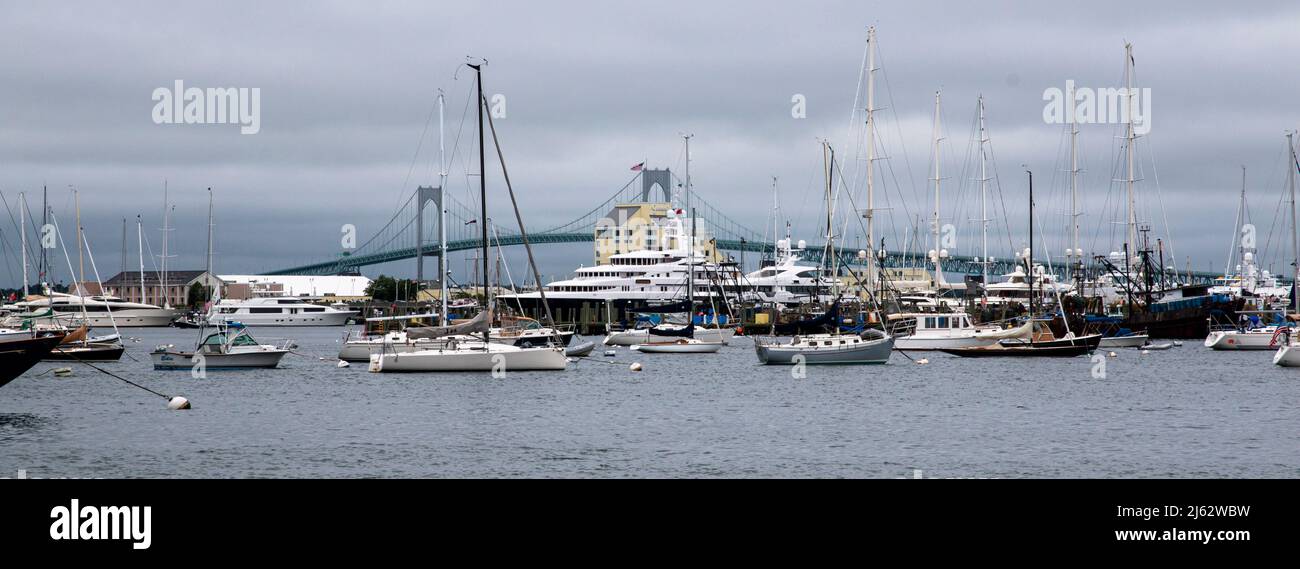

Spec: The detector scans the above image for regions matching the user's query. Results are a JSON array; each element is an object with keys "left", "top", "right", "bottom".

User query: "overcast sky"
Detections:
[{"left": 2, "top": 0, "right": 1298, "bottom": 288}]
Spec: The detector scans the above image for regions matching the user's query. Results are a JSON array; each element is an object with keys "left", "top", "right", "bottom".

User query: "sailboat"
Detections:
[
  {"left": 941, "top": 170, "right": 1101, "bottom": 357},
  {"left": 753, "top": 140, "right": 894, "bottom": 365},
  {"left": 369, "top": 63, "right": 566, "bottom": 372},
  {"left": 635, "top": 137, "right": 724, "bottom": 355},
  {"left": 1270, "top": 133, "right": 1300, "bottom": 366}
]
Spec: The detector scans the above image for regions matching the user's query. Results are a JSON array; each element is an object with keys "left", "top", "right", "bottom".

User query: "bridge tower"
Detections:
[
  {"left": 640, "top": 169, "right": 672, "bottom": 202},
  {"left": 415, "top": 185, "right": 443, "bottom": 284}
]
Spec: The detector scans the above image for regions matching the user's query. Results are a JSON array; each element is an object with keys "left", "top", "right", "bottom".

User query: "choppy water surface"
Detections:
[{"left": 2, "top": 327, "right": 1297, "bottom": 478}]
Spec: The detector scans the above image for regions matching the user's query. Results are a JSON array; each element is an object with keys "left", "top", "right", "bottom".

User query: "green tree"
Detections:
[{"left": 186, "top": 282, "right": 212, "bottom": 308}]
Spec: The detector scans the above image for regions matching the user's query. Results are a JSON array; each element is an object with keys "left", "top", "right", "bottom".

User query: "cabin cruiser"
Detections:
[
  {"left": 10, "top": 292, "right": 181, "bottom": 327},
  {"left": 151, "top": 322, "right": 293, "bottom": 369},
  {"left": 888, "top": 312, "right": 1003, "bottom": 350},
  {"left": 208, "top": 297, "right": 357, "bottom": 326}
]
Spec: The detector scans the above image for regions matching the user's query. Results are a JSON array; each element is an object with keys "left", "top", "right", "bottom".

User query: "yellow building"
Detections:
[{"left": 593, "top": 202, "right": 723, "bottom": 265}]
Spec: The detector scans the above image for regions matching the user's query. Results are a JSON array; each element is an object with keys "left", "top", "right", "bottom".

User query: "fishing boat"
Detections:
[
  {"left": 151, "top": 321, "right": 292, "bottom": 370},
  {"left": 0, "top": 332, "right": 67, "bottom": 388},
  {"left": 889, "top": 312, "right": 1002, "bottom": 351}
]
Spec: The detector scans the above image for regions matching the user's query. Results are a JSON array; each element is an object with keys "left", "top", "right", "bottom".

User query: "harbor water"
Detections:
[{"left": 2, "top": 327, "right": 1297, "bottom": 478}]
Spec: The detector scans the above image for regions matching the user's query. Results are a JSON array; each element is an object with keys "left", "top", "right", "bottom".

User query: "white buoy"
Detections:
[
  {"left": 167, "top": 396, "right": 191, "bottom": 410},
  {"left": 336, "top": 360, "right": 350, "bottom": 368},
  {"left": 1172, "top": 341, "right": 1183, "bottom": 347},
  {"left": 1141, "top": 350, "right": 1150, "bottom": 355},
  {"left": 1107, "top": 351, "right": 1118, "bottom": 358},
  {"left": 629, "top": 362, "right": 643, "bottom": 372},
  {"left": 915, "top": 358, "right": 929, "bottom": 365}
]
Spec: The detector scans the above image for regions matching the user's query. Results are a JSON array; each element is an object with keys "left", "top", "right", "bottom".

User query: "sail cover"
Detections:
[
  {"left": 405, "top": 310, "right": 490, "bottom": 340},
  {"left": 648, "top": 321, "right": 694, "bottom": 338}
]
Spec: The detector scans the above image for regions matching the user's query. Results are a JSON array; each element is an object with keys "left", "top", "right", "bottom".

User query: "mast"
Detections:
[
  {"left": 1288, "top": 132, "right": 1297, "bottom": 313},
  {"left": 864, "top": 26, "right": 877, "bottom": 293},
  {"left": 438, "top": 91, "right": 449, "bottom": 326},
  {"left": 684, "top": 134, "right": 694, "bottom": 315},
  {"left": 137, "top": 216, "right": 145, "bottom": 305},
  {"left": 75, "top": 189, "right": 83, "bottom": 293},
  {"left": 19, "top": 193, "right": 27, "bottom": 299},
  {"left": 977, "top": 95, "right": 991, "bottom": 295},
  {"left": 470, "top": 62, "right": 489, "bottom": 344},
  {"left": 206, "top": 187, "right": 214, "bottom": 298},
  {"left": 1069, "top": 87, "right": 1082, "bottom": 284},
  {"left": 120, "top": 217, "right": 127, "bottom": 276},
  {"left": 1028, "top": 169, "right": 1034, "bottom": 318},
  {"left": 930, "top": 91, "right": 944, "bottom": 287},
  {"left": 1124, "top": 42, "right": 1137, "bottom": 269},
  {"left": 40, "top": 185, "right": 47, "bottom": 290},
  {"left": 161, "top": 181, "right": 171, "bottom": 308}
]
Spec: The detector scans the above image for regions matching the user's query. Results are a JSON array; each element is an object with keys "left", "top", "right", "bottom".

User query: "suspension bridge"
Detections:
[{"left": 265, "top": 170, "right": 1220, "bottom": 285}]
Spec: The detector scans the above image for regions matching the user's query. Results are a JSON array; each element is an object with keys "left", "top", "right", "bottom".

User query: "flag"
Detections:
[{"left": 630, "top": 162, "right": 645, "bottom": 172}]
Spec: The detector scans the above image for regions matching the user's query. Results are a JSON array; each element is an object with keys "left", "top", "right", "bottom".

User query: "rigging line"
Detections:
[
  {"left": 874, "top": 42, "right": 922, "bottom": 214},
  {"left": 391, "top": 93, "right": 440, "bottom": 215}
]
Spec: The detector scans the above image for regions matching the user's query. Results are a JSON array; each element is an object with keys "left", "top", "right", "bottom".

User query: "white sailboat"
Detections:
[
  {"left": 631, "top": 136, "right": 725, "bottom": 355},
  {"left": 369, "top": 63, "right": 566, "bottom": 373}
]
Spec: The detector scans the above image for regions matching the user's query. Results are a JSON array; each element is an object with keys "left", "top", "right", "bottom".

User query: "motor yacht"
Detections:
[{"left": 208, "top": 297, "right": 357, "bottom": 326}]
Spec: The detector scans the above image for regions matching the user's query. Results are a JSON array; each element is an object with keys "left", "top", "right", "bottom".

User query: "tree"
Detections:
[
  {"left": 364, "top": 275, "right": 421, "bottom": 302},
  {"left": 186, "top": 282, "right": 211, "bottom": 308}
]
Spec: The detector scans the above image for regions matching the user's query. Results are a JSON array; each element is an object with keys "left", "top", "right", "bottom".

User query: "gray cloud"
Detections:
[{"left": 2, "top": 0, "right": 1298, "bottom": 287}]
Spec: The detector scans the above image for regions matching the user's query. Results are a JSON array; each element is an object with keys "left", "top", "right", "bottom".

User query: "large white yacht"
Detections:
[
  {"left": 740, "top": 238, "right": 839, "bottom": 306},
  {"left": 12, "top": 292, "right": 181, "bottom": 327},
  {"left": 209, "top": 297, "right": 357, "bottom": 326},
  {"left": 498, "top": 214, "right": 742, "bottom": 305},
  {"left": 984, "top": 264, "right": 1074, "bottom": 306}
]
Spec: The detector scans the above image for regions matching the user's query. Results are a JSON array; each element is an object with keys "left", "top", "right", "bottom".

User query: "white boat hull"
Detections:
[
  {"left": 57, "top": 309, "right": 182, "bottom": 327},
  {"left": 895, "top": 335, "right": 997, "bottom": 351},
  {"left": 1274, "top": 344, "right": 1300, "bottom": 366},
  {"left": 604, "top": 327, "right": 734, "bottom": 346},
  {"left": 1205, "top": 330, "right": 1283, "bottom": 351},
  {"left": 633, "top": 340, "right": 724, "bottom": 353},
  {"left": 369, "top": 345, "right": 567, "bottom": 372},
  {"left": 151, "top": 349, "right": 288, "bottom": 369},
  {"left": 209, "top": 312, "right": 355, "bottom": 327}
]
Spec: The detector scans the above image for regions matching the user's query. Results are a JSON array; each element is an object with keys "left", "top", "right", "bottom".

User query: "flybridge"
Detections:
[{"left": 49, "top": 499, "right": 152, "bottom": 550}]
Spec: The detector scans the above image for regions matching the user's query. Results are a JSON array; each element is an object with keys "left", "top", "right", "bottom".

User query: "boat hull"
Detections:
[
  {"left": 45, "top": 342, "right": 126, "bottom": 362},
  {"left": 754, "top": 336, "right": 894, "bottom": 365},
  {"left": 1205, "top": 330, "right": 1283, "bottom": 350},
  {"left": 1273, "top": 344, "right": 1300, "bottom": 366},
  {"left": 0, "top": 334, "right": 66, "bottom": 388},
  {"left": 57, "top": 310, "right": 181, "bottom": 327},
  {"left": 895, "top": 335, "right": 997, "bottom": 351},
  {"left": 1098, "top": 334, "right": 1149, "bottom": 348},
  {"left": 604, "top": 327, "right": 734, "bottom": 346},
  {"left": 369, "top": 346, "right": 567, "bottom": 372},
  {"left": 634, "top": 341, "right": 724, "bottom": 353},
  {"left": 208, "top": 312, "right": 355, "bottom": 327},
  {"left": 151, "top": 350, "right": 288, "bottom": 369}
]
